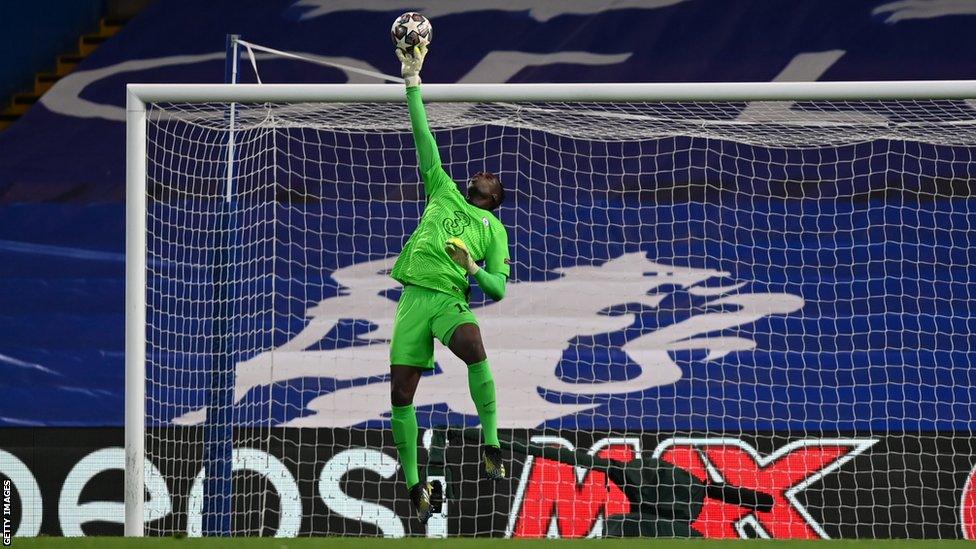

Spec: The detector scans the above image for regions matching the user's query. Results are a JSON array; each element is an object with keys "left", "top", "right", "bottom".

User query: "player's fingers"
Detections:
[
  {"left": 447, "top": 247, "right": 465, "bottom": 262},
  {"left": 395, "top": 49, "right": 406, "bottom": 63}
]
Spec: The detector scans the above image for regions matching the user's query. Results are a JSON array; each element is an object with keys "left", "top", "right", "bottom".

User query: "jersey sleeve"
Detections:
[
  {"left": 406, "top": 86, "right": 454, "bottom": 199},
  {"left": 484, "top": 219, "right": 511, "bottom": 278}
]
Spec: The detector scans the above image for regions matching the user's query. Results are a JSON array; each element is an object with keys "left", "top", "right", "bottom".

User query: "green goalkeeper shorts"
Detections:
[{"left": 390, "top": 284, "right": 478, "bottom": 369}]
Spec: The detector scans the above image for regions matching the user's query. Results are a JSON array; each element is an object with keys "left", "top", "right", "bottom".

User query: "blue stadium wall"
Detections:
[
  {"left": 1, "top": 0, "right": 976, "bottom": 539},
  {"left": 0, "top": 1, "right": 107, "bottom": 103}
]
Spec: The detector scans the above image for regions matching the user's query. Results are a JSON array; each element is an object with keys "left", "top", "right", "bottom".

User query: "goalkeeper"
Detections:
[{"left": 389, "top": 44, "right": 511, "bottom": 524}]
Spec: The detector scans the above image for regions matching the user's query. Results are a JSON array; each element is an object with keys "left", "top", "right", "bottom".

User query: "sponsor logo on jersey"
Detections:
[{"left": 443, "top": 211, "right": 472, "bottom": 236}]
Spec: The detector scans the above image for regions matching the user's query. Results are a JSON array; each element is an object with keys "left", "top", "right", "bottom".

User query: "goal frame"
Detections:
[{"left": 124, "top": 79, "right": 976, "bottom": 537}]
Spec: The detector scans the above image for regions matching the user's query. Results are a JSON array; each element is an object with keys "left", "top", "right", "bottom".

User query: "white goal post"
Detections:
[{"left": 125, "top": 80, "right": 976, "bottom": 538}]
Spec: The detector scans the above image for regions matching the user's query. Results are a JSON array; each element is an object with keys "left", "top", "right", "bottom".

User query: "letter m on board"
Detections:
[{"left": 506, "top": 436, "right": 640, "bottom": 538}]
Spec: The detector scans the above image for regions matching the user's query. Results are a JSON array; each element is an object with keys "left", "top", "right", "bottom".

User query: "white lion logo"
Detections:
[{"left": 173, "top": 252, "right": 803, "bottom": 427}]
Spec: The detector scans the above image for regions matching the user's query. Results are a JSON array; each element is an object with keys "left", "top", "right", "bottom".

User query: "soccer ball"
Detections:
[{"left": 391, "top": 12, "right": 432, "bottom": 53}]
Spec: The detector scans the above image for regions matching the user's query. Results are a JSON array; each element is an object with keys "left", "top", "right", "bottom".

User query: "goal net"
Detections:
[{"left": 128, "top": 84, "right": 976, "bottom": 539}]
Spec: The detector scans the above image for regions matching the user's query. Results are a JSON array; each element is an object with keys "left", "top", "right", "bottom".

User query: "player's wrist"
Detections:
[
  {"left": 404, "top": 75, "right": 421, "bottom": 88},
  {"left": 467, "top": 263, "right": 480, "bottom": 276}
]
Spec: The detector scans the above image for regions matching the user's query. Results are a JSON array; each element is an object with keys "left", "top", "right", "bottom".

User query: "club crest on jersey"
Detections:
[
  {"left": 482, "top": 217, "right": 489, "bottom": 227},
  {"left": 443, "top": 210, "right": 471, "bottom": 236}
]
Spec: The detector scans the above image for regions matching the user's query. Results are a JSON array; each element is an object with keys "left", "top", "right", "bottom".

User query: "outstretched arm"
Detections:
[{"left": 397, "top": 45, "right": 451, "bottom": 197}]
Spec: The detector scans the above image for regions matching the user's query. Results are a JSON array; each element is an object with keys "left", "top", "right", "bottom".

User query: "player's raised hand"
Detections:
[
  {"left": 445, "top": 237, "right": 479, "bottom": 275},
  {"left": 396, "top": 44, "right": 427, "bottom": 88}
]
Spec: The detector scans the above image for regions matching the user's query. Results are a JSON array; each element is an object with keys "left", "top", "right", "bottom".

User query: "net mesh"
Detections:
[{"left": 143, "top": 98, "right": 976, "bottom": 538}]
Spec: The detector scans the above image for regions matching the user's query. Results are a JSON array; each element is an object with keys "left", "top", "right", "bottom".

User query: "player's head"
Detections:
[{"left": 466, "top": 171, "right": 505, "bottom": 211}]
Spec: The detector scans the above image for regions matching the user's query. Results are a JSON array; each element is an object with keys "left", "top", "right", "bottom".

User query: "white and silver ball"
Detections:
[{"left": 391, "top": 12, "right": 432, "bottom": 53}]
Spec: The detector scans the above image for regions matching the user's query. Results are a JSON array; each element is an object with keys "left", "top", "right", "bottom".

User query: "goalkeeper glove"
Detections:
[
  {"left": 445, "top": 237, "right": 478, "bottom": 275},
  {"left": 446, "top": 237, "right": 507, "bottom": 301},
  {"left": 396, "top": 44, "right": 427, "bottom": 88}
]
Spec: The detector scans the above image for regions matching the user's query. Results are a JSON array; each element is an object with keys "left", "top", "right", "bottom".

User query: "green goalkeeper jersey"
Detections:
[{"left": 390, "top": 86, "right": 511, "bottom": 301}]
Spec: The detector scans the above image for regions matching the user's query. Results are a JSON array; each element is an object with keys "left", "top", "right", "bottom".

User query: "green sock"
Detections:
[
  {"left": 391, "top": 404, "right": 419, "bottom": 489},
  {"left": 467, "top": 359, "right": 499, "bottom": 447}
]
